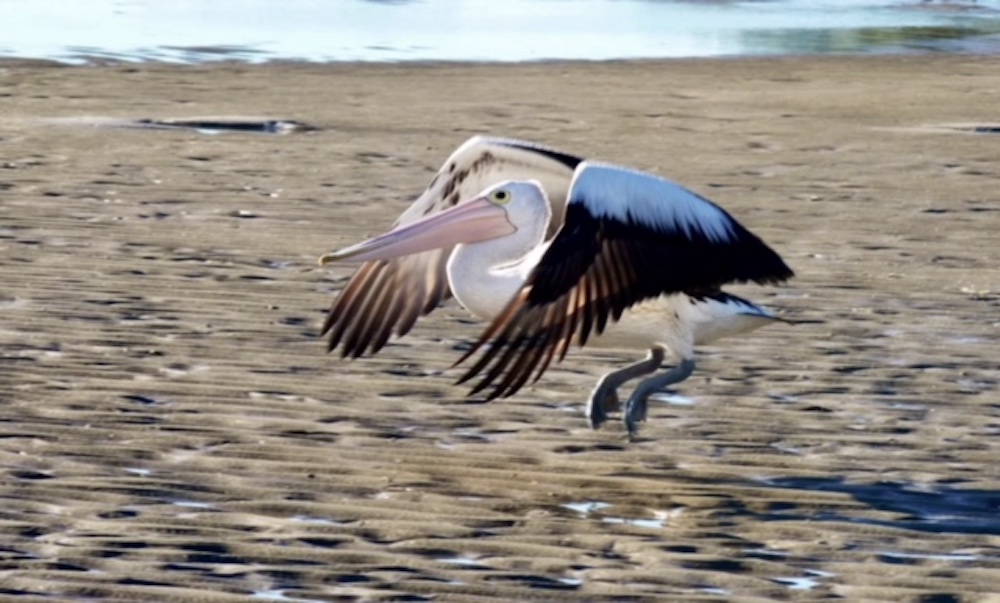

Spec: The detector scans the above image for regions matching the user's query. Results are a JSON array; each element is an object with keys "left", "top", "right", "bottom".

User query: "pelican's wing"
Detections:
[
  {"left": 322, "top": 135, "right": 582, "bottom": 357},
  {"left": 456, "top": 161, "right": 794, "bottom": 396}
]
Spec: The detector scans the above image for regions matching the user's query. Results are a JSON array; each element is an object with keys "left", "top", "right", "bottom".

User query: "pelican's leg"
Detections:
[
  {"left": 587, "top": 348, "right": 665, "bottom": 429},
  {"left": 623, "top": 358, "right": 696, "bottom": 436}
]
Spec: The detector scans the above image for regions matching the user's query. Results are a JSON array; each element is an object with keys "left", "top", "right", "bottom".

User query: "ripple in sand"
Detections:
[
  {"left": 649, "top": 392, "right": 696, "bottom": 406},
  {"left": 0, "top": 295, "right": 27, "bottom": 310},
  {"left": 251, "top": 589, "right": 327, "bottom": 603},
  {"left": 171, "top": 500, "right": 216, "bottom": 510},
  {"left": 562, "top": 501, "right": 611, "bottom": 515},
  {"left": 601, "top": 514, "right": 668, "bottom": 529},
  {"left": 439, "top": 556, "right": 488, "bottom": 568},
  {"left": 563, "top": 501, "right": 676, "bottom": 528},
  {"left": 773, "top": 569, "right": 834, "bottom": 590},
  {"left": 290, "top": 515, "right": 348, "bottom": 527},
  {"left": 877, "top": 551, "right": 979, "bottom": 562}
]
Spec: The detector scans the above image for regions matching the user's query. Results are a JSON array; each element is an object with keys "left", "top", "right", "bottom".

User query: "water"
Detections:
[{"left": 0, "top": 0, "right": 999, "bottom": 64}]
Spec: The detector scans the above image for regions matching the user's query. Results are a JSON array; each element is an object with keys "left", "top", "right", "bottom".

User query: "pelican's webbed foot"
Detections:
[
  {"left": 586, "top": 348, "right": 664, "bottom": 429},
  {"left": 622, "top": 358, "right": 696, "bottom": 436},
  {"left": 586, "top": 387, "right": 620, "bottom": 430}
]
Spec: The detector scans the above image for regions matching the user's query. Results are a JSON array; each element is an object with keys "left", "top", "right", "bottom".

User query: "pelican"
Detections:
[{"left": 319, "top": 136, "right": 794, "bottom": 434}]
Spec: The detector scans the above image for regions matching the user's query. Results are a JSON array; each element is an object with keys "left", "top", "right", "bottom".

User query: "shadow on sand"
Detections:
[{"left": 754, "top": 476, "right": 1000, "bottom": 535}]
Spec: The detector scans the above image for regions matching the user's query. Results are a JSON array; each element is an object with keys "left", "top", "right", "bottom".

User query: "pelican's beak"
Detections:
[{"left": 319, "top": 196, "right": 515, "bottom": 265}]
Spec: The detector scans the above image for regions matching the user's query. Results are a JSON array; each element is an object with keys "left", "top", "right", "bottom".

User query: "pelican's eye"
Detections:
[{"left": 489, "top": 189, "right": 512, "bottom": 205}]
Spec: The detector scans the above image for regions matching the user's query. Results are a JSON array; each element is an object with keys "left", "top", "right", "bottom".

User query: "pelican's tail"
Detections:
[{"left": 687, "top": 291, "right": 785, "bottom": 345}]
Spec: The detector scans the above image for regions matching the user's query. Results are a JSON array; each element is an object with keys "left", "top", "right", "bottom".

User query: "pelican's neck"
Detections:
[{"left": 446, "top": 205, "right": 550, "bottom": 320}]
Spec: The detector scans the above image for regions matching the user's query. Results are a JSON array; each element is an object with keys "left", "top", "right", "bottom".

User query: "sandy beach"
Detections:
[{"left": 1, "top": 55, "right": 998, "bottom": 601}]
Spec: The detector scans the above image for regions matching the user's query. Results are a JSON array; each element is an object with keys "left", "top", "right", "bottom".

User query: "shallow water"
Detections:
[{"left": 1, "top": 0, "right": 1000, "bottom": 63}]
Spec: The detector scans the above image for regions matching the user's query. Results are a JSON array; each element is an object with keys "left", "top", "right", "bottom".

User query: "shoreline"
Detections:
[{"left": 3, "top": 47, "right": 1000, "bottom": 67}]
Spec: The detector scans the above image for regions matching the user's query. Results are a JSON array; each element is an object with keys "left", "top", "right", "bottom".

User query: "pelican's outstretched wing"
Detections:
[
  {"left": 456, "top": 161, "right": 794, "bottom": 396},
  {"left": 322, "top": 136, "right": 582, "bottom": 357}
]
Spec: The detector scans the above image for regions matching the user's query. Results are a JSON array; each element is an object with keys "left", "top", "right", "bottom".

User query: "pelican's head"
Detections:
[
  {"left": 477, "top": 180, "right": 550, "bottom": 216},
  {"left": 318, "top": 180, "right": 549, "bottom": 265}
]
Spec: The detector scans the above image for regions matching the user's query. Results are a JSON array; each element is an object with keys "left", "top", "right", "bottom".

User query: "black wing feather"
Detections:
[{"left": 456, "top": 192, "right": 793, "bottom": 399}]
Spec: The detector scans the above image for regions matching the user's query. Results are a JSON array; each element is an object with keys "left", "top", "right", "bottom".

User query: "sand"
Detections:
[{"left": 0, "top": 55, "right": 998, "bottom": 602}]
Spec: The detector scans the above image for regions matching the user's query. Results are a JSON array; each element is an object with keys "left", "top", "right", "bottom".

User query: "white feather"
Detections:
[{"left": 569, "top": 162, "right": 736, "bottom": 243}]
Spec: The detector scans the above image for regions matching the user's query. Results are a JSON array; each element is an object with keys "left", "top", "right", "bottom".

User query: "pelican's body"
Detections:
[{"left": 320, "top": 136, "right": 794, "bottom": 434}]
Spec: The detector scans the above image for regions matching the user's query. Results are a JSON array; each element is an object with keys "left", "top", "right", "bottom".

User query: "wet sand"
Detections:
[{"left": 1, "top": 56, "right": 998, "bottom": 601}]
